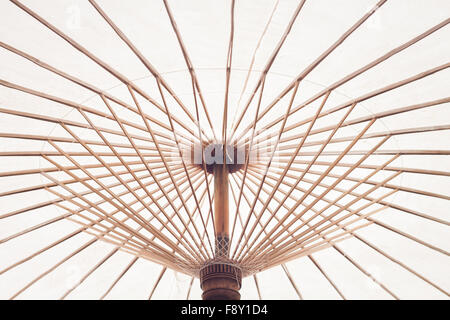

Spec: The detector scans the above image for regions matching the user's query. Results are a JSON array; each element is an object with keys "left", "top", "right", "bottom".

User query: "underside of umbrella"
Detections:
[{"left": 0, "top": 0, "right": 449, "bottom": 300}]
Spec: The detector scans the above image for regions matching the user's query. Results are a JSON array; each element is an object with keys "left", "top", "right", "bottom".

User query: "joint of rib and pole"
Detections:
[
  {"left": 190, "top": 143, "right": 248, "bottom": 174},
  {"left": 189, "top": 143, "right": 248, "bottom": 300}
]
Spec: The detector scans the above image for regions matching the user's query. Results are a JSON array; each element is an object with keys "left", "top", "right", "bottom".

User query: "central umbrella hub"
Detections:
[{"left": 192, "top": 143, "right": 246, "bottom": 173}]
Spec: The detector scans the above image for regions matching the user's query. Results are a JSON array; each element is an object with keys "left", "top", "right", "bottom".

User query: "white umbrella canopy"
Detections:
[{"left": 0, "top": 0, "right": 449, "bottom": 300}]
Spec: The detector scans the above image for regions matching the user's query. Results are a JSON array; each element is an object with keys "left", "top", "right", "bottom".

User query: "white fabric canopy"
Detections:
[{"left": 0, "top": 0, "right": 449, "bottom": 299}]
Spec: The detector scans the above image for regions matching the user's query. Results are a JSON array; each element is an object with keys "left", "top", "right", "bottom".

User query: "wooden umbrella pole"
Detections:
[
  {"left": 199, "top": 149, "right": 242, "bottom": 300},
  {"left": 213, "top": 163, "right": 230, "bottom": 257}
]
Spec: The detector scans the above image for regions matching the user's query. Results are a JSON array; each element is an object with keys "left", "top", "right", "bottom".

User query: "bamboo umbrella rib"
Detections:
[
  {"left": 0, "top": 151, "right": 181, "bottom": 159},
  {"left": 263, "top": 164, "right": 450, "bottom": 227},
  {"left": 229, "top": 173, "right": 303, "bottom": 297},
  {"left": 53, "top": 121, "right": 178, "bottom": 228},
  {"left": 275, "top": 17, "right": 450, "bottom": 131},
  {"left": 230, "top": 172, "right": 309, "bottom": 291},
  {"left": 51, "top": 166, "right": 211, "bottom": 278},
  {"left": 229, "top": 82, "right": 305, "bottom": 254},
  {"left": 0, "top": 223, "right": 96, "bottom": 277},
  {"left": 222, "top": 0, "right": 235, "bottom": 146},
  {"left": 0, "top": 156, "right": 186, "bottom": 179},
  {"left": 139, "top": 172, "right": 213, "bottom": 263},
  {"left": 229, "top": 76, "right": 269, "bottom": 252},
  {"left": 162, "top": 0, "right": 217, "bottom": 142},
  {"left": 275, "top": 172, "right": 448, "bottom": 256},
  {"left": 0, "top": 103, "right": 186, "bottom": 151},
  {"left": 236, "top": 117, "right": 375, "bottom": 262},
  {"left": 265, "top": 173, "right": 401, "bottom": 261},
  {"left": 1, "top": 197, "right": 64, "bottom": 221},
  {"left": 0, "top": 165, "right": 198, "bottom": 232},
  {"left": 247, "top": 165, "right": 449, "bottom": 256},
  {"left": 48, "top": 161, "right": 205, "bottom": 262},
  {"left": 189, "top": 71, "right": 218, "bottom": 246},
  {"left": 231, "top": 0, "right": 280, "bottom": 135},
  {"left": 350, "top": 233, "right": 450, "bottom": 297},
  {"left": 0, "top": 132, "right": 178, "bottom": 155},
  {"left": 87, "top": 0, "right": 208, "bottom": 142},
  {"left": 240, "top": 90, "right": 332, "bottom": 242},
  {"left": 98, "top": 172, "right": 212, "bottom": 301},
  {"left": 294, "top": 193, "right": 449, "bottom": 297},
  {"left": 0, "top": 163, "right": 188, "bottom": 199},
  {"left": 0, "top": 164, "right": 196, "bottom": 222},
  {"left": 179, "top": 174, "right": 215, "bottom": 257},
  {"left": 101, "top": 243, "right": 185, "bottom": 274},
  {"left": 260, "top": 238, "right": 345, "bottom": 273},
  {"left": 279, "top": 208, "right": 400, "bottom": 299},
  {"left": 248, "top": 62, "right": 450, "bottom": 145},
  {"left": 9, "top": 238, "right": 97, "bottom": 300},
  {"left": 0, "top": 151, "right": 178, "bottom": 158},
  {"left": 152, "top": 81, "right": 216, "bottom": 254},
  {"left": 240, "top": 165, "right": 378, "bottom": 243},
  {"left": 234, "top": 16, "right": 450, "bottom": 143},
  {"left": 8, "top": 1, "right": 206, "bottom": 143},
  {"left": 148, "top": 171, "right": 212, "bottom": 246},
  {"left": 276, "top": 165, "right": 450, "bottom": 203},
  {"left": 257, "top": 124, "right": 450, "bottom": 155},
  {"left": 42, "top": 173, "right": 186, "bottom": 260},
  {"left": 45, "top": 188, "right": 152, "bottom": 252},
  {"left": 0, "top": 213, "right": 71, "bottom": 245},
  {"left": 81, "top": 170, "right": 211, "bottom": 302},
  {"left": 308, "top": 255, "right": 346, "bottom": 300},
  {"left": 64, "top": 225, "right": 155, "bottom": 259},
  {"left": 186, "top": 277, "right": 195, "bottom": 300},
  {"left": 100, "top": 256, "right": 139, "bottom": 300},
  {"left": 263, "top": 225, "right": 366, "bottom": 270},
  {"left": 61, "top": 111, "right": 210, "bottom": 262},
  {"left": 239, "top": 163, "right": 394, "bottom": 266},
  {"left": 281, "top": 264, "right": 303, "bottom": 300},
  {"left": 230, "top": 170, "right": 298, "bottom": 245},
  {"left": 275, "top": 99, "right": 450, "bottom": 148},
  {"left": 42, "top": 146, "right": 202, "bottom": 265},
  {"left": 9, "top": 206, "right": 189, "bottom": 300},
  {"left": 158, "top": 174, "right": 213, "bottom": 275},
  {"left": 155, "top": 175, "right": 215, "bottom": 281},
  {"left": 253, "top": 274, "right": 262, "bottom": 300},
  {"left": 266, "top": 149, "right": 450, "bottom": 157},
  {"left": 332, "top": 244, "right": 396, "bottom": 299},
  {"left": 148, "top": 267, "right": 167, "bottom": 300},
  {"left": 0, "top": 151, "right": 181, "bottom": 158},
  {"left": 60, "top": 247, "right": 120, "bottom": 300},
  {"left": 147, "top": 24, "right": 219, "bottom": 244},
  {"left": 229, "top": 173, "right": 298, "bottom": 266},
  {"left": 276, "top": 210, "right": 401, "bottom": 300},
  {"left": 270, "top": 158, "right": 450, "bottom": 178},
  {"left": 0, "top": 78, "right": 193, "bottom": 148},
  {"left": 60, "top": 214, "right": 153, "bottom": 257},
  {"left": 165, "top": 174, "right": 214, "bottom": 273},
  {"left": 47, "top": 178, "right": 198, "bottom": 258},
  {"left": 216, "top": 95, "right": 450, "bottom": 152},
  {"left": 369, "top": 218, "right": 449, "bottom": 256},
  {"left": 238, "top": 169, "right": 388, "bottom": 266},
  {"left": 97, "top": 95, "right": 213, "bottom": 259},
  {"left": 105, "top": 172, "right": 214, "bottom": 273},
  {"left": 229, "top": 0, "right": 307, "bottom": 141},
  {"left": 0, "top": 168, "right": 202, "bottom": 275},
  {"left": 232, "top": 95, "right": 349, "bottom": 261},
  {"left": 231, "top": 169, "right": 331, "bottom": 296}
]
